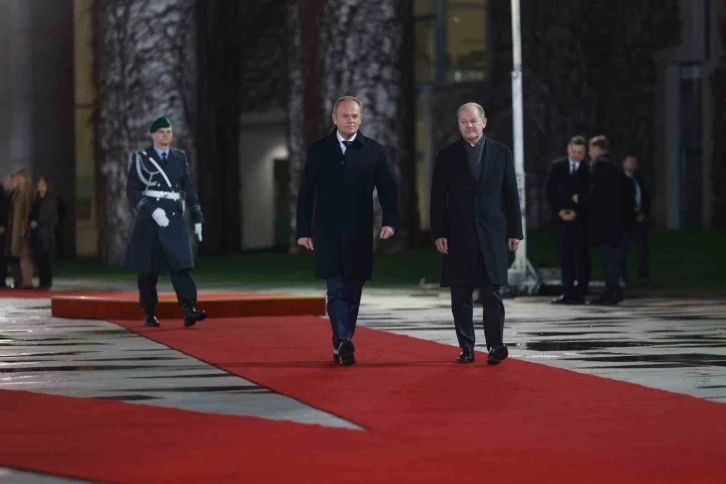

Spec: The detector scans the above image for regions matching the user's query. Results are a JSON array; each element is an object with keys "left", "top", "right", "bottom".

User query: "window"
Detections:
[
  {"left": 414, "top": 0, "right": 435, "bottom": 83},
  {"left": 414, "top": 0, "right": 488, "bottom": 85},
  {"left": 446, "top": 0, "right": 488, "bottom": 83}
]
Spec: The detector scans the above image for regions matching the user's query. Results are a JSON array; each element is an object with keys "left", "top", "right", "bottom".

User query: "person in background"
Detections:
[
  {"left": 545, "top": 135, "right": 591, "bottom": 304},
  {"left": 29, "top": 176, "right": 58, "bottom": 289},
  {"left": 6, "top": 169, "right": 34, "bottom": 288},
  {"left": 586, "top": 136, "right": 624, "bottom": 305},
  {"left": 0, "top": 174, "right": 14, "bottom": 288},
  {"left": 620, "top": 152, "right": 650, "bottom": 286}
]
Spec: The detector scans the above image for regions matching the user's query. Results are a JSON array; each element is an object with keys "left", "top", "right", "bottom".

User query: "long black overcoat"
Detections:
[
  {"left": 296, "top": 131, "right": 399, "bottom": 281},
  {"left": 429, "top": 137, "right": 523, "bottom": 287},
  {"left": 586, "top": 154, "right": 624, "bottom": 246},
  {"left": 122, "top": 146, "right": 203, "bottom": 275}
]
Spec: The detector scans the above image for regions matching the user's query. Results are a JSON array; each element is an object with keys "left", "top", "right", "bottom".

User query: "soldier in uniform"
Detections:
[{"left": 123, "top": 116, "right": 207, "bottom": 327}]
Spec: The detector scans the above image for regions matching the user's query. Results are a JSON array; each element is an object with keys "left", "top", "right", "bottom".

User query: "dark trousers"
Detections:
[
  {"left": 138, "top": 270, "right": 197, "bottom": 316},
  {"left": 34, "top": 249, "right": 52, "bottom": 288},
  {"left": 325, "top": 277, "right": 364, "bottom": 348},
  {"left": 620, "top": 224, "right": 649, "bottom": 283},
  {"left": 0, "top": 235, "right": 6, "bottom": 287},
  {"left": 554, "top": 222, "right": 590, "bottom": 300},
  {"left": 599, "top": 244, "right": 622, "bottom": 301},
  {"left": 451, "top": 278, "right": 504, "bottom": 351}
]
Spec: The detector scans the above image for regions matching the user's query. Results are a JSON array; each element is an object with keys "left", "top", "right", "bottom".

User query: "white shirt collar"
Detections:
[
  {"left": 154, "top": 146, "right": 170, "bottom": 158},
  {"left": 336, "top": 131, "right": 357, "bottom": 145}
]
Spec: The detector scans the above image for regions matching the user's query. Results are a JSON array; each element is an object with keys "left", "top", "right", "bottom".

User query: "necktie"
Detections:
[
  {"left": 341, "top": 140, "right": 351, "bottom": 152},
  {"left": 161, "top": 152, "right": 167, "bottom": 162}
]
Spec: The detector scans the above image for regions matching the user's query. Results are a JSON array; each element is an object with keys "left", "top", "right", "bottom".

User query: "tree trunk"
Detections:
[
  {"left": 196, "top": 0, "right": 242, "bottom": 255},
  {"left": 96, "top": 0, "right": 196, "bottom": 264},
  {"left": 287, "top": 0, "right": 416, "bottom": 252},
  {"left": 286, "top": 0, "right": 326, "bottom": 253}
]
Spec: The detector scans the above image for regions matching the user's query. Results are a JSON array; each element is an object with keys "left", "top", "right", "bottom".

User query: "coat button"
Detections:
[
  {"left": 172, "top": 212, "right": 176, "bottom": 216},
  {"left": 156, "top": 198, "right": 160, "bottom": 201}
]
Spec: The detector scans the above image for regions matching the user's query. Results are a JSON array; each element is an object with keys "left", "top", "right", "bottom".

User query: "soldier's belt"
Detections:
[{"left": 143, "top": 189, "right": 180, "bottom": 200}]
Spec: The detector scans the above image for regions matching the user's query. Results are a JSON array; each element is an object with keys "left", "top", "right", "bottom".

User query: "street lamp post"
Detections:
[{"left": 507, "top": 0, "right": 541, "bottom": 295}]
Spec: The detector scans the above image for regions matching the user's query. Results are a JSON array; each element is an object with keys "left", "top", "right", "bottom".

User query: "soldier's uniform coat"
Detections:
[{"left": 123, "top": 146, "right": 203, "bottom": 275}]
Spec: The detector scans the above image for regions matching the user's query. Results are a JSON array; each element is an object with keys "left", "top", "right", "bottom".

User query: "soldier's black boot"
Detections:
[
  {"left": 144, "top": 312, "right": 160, "bottom": 327},
  {"left": 182, "top": 305, "right": 206, "bottom": 327}
]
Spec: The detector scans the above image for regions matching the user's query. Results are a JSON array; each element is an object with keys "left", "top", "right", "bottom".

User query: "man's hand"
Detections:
[
  {"left": 30, "top": 221, "right": 38, "bottom": 229},
  {"left": 572, "top": 194, "right": 579, "bottom": 204},
  {"left": 151, "top": 208, "right": 169, "bottom": 227},
  {"left": 558, "top": 209, "right": 576, "bottom": 222},
  {"left": 435, "top": 238, "right": 448, "bottom": 254},
  {"left": 636, "top": 213, "right": 647, "bottom": 224},
  {"left": 508, "top": 238, "right": 521, "bottom": 251},
  {"left": 379, "top": 226, "right": 395, "bottom": 240},
  {"left": 297, "top": 237, "right": 314, "bottom": 251},
  {"left": 194, "top": 223, "right": 202, "bottom": 242}
]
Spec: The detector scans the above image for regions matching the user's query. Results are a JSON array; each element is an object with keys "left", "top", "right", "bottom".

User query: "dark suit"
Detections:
[
  {"left": 545, "top": 157, "right": 591, "bottom": 301},
  {"left": 620, "top": 172, "right": 649, "bottom": 283},
  {"left": 0, "top": 189, "right": 10, "bottom": 287},
  {"left": 587, "top": 153, "right": 624, "bottom": 303},
  {"left": 430, "top": 136, "right": 523, "bottom": 350},
  {"left": 123, "top": 146, "right": 204, "bottom": 317},
  {"left": 296, "top": 131, "right": 398, "bottom": 348},
  {"left": 29, "top": 194, "right": 59, "bottom": 288}
]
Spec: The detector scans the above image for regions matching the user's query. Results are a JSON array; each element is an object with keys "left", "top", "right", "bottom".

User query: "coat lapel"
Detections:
[
  {"left": 476, "top": 137, "right": 494, "bottom": 191},
  {"left": 454, "top": 142, "right": 476, "bottom": 188}
]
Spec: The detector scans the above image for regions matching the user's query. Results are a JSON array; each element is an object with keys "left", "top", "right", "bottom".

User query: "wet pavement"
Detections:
[{"left": 1, "top": 280, "right": 725, "bottom": 481}]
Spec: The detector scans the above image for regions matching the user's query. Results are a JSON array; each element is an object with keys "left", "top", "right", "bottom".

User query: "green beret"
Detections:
[{"left": 149, "top": 116, "right": 172, "bottom": 133}]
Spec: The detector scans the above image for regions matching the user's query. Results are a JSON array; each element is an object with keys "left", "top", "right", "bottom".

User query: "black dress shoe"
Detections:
[
  {"left": 587, "top": 296, "right": 619, "bottom": 306},
  {"left": 334, "top": 339, "right": 355, "bottom": 366},
  {"left": 456, "top": 348, "right": 475, "bottom": 363},
  {"left": 551, "top": 295, "right": 573, "bottom": 305},
  {"left": 144, "top": 315, "right": 160, "bottom": 327},
  {"left": 182, "top": 306, "right": 207, "bottom": 327},
  {"left": 487, "top": 345, "right": 508, "bottom": 366}
]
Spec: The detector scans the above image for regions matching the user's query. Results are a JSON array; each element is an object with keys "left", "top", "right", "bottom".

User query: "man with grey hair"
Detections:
[
  {"left": 296, "top": 95, "right": 399, "bottom": 366},
  {"left": 430, "top": 102, "right": 523, "bottom": 365}
]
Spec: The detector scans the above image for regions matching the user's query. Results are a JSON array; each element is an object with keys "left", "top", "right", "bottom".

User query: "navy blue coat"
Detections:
[
  {"left": 587, "top": 154, "right": 623, "bottom": 246},
  {"left": 122, "top": 146, "right": 203, "bottom": 274},
  {"left": 296, "top": 131, "right": 399, "bottom": 281},
  {"left": 430, "top": 137, "right": 523, "bottom": 287}
]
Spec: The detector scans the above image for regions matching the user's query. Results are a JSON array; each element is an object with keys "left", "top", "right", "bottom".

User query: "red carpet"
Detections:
[
  {"left": 0, "top": 288, "right": 283, "bottom": 300},
  {"left": 2, "top": 315, "right": 726, "bottom": 482},
  {"left": 50, "top": 291, "right": 326, "bottom": 319}
]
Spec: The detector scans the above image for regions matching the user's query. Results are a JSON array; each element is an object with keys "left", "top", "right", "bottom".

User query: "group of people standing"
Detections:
[
  {"left": 0, "top": 169, "right": 60, "bottom": 289},
  {"left": 546, "top": 135, "right": 650, "bottom": 306}
]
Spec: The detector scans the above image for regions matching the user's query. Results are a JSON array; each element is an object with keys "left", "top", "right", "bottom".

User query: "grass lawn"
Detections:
[{"left": 55, "top": 230, "right": 726, "bottom": 291}]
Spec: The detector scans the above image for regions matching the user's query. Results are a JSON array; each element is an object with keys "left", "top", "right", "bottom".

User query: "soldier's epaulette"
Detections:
[{"left": 173, "top": 148, "right": 186, "bottom": 156}]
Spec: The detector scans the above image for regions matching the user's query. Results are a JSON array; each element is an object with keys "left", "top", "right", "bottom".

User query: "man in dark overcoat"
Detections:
[
  {"left": 545, "top": 135, "right": 591, "bottom": 304},
  {"left": 586, "top": 135, "right": 624, "bottom": 305},
  {"left": 430, "top": 103, "right": 523, "bottom": 366},
  {"left": 296, "top": 96, "right": 399, "bottom": 366},
  {"left": 123, "top": 116, "right": 206, "bottom": 327},
  {"left": 619, "top": 152, "right": 650, "bottom": 286},
  {"left": 0, "top": 175, "right": 12, "bottom": 288}
]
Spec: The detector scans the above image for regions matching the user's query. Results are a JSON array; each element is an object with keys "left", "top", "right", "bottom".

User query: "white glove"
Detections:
[
  {"left": 194, "top": 223, "right": 202, "bottom": 242},
  {"left": 151, "top": 208, "right": 169, "bottom": 227}
]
